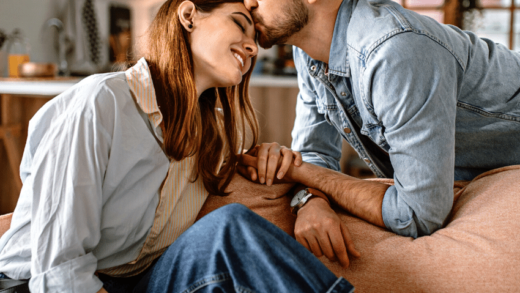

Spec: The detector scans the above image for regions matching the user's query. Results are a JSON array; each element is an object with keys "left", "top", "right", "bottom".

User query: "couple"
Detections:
[{"left": 1, "top": 0, "right": 520, "bottom": 291}]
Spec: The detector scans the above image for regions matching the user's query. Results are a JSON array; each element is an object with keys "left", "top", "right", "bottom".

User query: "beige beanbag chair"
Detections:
[{"left": 197, "top": 165, "right": 520, "bottom": 292}]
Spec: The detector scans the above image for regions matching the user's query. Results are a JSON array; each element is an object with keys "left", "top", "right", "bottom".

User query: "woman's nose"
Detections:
[{"left": 244, "top": 42, "right": 258, "bottom": 58}]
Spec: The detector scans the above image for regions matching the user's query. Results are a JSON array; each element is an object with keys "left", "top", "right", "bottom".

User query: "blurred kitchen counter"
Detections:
[
  {"left": 0, "top": 75, "right": 364, "bottom": 215},
  {"left": 0, "top": 74, "right": 364, "bottom": 215},
  {"left": 0, "top": 75, "right": 297, "bottom": 95},
  {"left": 250, "top": 75, "right": 298, "bottom": 88},
  {"left": 0, "top": 75, "right": 298, "bottom": 214},
  {"left": 0, "top": 77, "right": 83, "bottom": 96},
  {"left": 0, "top": 75, "right": 363, "bottom": 215}
]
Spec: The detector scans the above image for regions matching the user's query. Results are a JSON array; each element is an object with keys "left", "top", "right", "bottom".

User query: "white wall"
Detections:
[
  {"left": 0, "top": 0, "right": 55, "bottom": 63},
  {"left": 0, "top": 0, "right": 274, "bottom": 71},
  {"left": 127, "top": 0, "right": 165, "bottom": 58},
  {"left": 0, "top": 0, "right": 140, "bottom": 67}
]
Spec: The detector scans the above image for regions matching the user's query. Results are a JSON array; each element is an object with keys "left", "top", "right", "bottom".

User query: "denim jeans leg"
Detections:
[{"left": 144, "top": 203, "right": 354, "bottom": 293}]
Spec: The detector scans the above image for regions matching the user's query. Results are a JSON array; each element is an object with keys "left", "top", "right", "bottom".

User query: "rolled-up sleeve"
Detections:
[
  {"left": 26, "top": 85, "right": 114, "bottom": 292},
  {"left": 366, "top": 33, "right": 461, "bottom": 238},
  {"left": 30, "top": 253, "right": 101, "bottom": 292},
  {"left": 291, "top": 48, "right": 343, "bottom": 172}
]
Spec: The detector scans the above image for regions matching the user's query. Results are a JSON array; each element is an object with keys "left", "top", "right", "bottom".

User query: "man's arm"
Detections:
[
  {"left": 287, "top": 47, "right": 384, "bottom": 228},
  {"left": 292, "top": 33, "right": 460, "bottom": 239},
  {"left": 362, "top": 33, "right": 459, "bottom": 238},
  {"left": 287, "top": 162, "right": 388, "bottom": 228}
]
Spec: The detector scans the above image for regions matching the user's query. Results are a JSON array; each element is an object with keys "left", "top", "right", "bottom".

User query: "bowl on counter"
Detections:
[{"left": 18, "top": 62, "right": 57, "bottom": 78}]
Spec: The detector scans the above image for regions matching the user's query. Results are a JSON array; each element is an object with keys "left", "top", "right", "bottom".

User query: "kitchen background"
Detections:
[{"left": 0, "top": 0, "right": 518, "bottom": 214}]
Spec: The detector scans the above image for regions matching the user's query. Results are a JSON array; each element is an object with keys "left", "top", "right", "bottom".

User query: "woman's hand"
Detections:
[{"left": 238, "top": 142, "right": 302, "bottom": 186}]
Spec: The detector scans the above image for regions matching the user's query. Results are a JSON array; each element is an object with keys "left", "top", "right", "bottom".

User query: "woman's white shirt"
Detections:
[{"left": 0, "top": 71, "right": 170, "bottom": 292}]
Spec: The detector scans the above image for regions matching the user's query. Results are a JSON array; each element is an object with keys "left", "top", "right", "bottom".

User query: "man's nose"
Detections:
[{"left": 243, "top": 0, "right": 258, "bottom": 11}]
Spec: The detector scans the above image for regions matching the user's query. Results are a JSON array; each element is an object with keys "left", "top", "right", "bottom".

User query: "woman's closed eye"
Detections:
[
  {"left": 233, "top": 18, "right": 246, "bottom": 33},
  {"left": 231, "top": 12, "right": 254, "bottom": 38}
]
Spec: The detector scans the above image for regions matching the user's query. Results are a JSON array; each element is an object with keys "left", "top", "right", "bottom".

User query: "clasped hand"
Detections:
[
  {"left": 237, "top": 142, "right": 302, "bottom": 186},
  {"left": 237, "top": 143, "right": 360, "bottom": 267}
]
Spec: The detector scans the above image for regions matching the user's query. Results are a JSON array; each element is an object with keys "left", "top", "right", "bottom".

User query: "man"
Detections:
[{"left": 240, "top": 0, "right": 520, "bottom": 268}]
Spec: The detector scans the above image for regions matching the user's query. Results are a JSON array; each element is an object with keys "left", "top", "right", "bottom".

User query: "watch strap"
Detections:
[
  {"left": 306, "top": 188, "right": 330, "bottom": 206},
  {"left": 291, "top": 188, "right": 330, "bottom": 215}
]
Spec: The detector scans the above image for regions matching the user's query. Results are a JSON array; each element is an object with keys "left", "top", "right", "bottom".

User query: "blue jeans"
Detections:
[{"left": 101, "top": 204, "right": 354, "bottom": 293}]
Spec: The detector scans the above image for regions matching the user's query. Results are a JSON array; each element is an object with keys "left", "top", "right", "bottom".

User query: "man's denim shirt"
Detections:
[{"left": 291, "top": 0, "right": 520, "bottom": 238}]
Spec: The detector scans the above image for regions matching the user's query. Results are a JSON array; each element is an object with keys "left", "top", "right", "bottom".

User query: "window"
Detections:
[
  {"left": 394, "top": 0, "right": 445, "bottom": 23},
  {"left": 474, "top": 0, "right": 519, "bottom": 49},
  {"left": 394, "top": 0, "right": 520, "bottom": 50}
]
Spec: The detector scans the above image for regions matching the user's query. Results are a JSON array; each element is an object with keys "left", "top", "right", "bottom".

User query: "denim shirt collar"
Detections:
[{"left": 327, "top": 0, "right": 353, "bottom": 78}]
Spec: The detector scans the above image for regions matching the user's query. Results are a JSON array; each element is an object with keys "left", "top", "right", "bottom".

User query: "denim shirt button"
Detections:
[
  {"left": 343, "top": 127, "right": 351, "bottom": 134},
  {"left": 363, "top": 158, "right": 371, "bottom": 164},
  {"left": 310, "top": 65, "right": 317, "bottom": 71},
  {"left": 341, "top": 92, "right": 347, "bottom": 96}
]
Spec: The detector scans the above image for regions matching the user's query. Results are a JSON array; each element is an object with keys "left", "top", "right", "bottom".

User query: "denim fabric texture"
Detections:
[
  {"left": 103, "top": 204, "right": 354, "bottom": 293},
  {"left": 291, "top": 0, "right": 520, "bottom": 238}
]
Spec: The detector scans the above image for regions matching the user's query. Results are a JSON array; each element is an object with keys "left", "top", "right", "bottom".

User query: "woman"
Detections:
[{"left": 0, "top": 0, "right": 354, "bottom": 292}]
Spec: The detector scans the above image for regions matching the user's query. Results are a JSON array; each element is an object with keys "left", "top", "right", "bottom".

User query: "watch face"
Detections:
[{"left": 291, "top": 189, "right": 308, "bottom": 207}]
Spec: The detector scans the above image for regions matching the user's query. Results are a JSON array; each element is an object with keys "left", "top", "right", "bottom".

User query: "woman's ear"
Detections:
[{"left": 178, "top": 1, "right": 197, "bottom": 32}]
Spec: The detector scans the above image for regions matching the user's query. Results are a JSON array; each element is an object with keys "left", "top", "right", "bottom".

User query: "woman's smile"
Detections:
[
  {"left": 233, "top": 51, "right": 245, "bottom": 69},
  {"left": 232, "top": 49, "right": 246, "bottom": 71}
]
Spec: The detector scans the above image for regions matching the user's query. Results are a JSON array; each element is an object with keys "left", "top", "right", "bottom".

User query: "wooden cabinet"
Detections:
[
  {"left": 249, "top": 86, "right": 299, "bottom": 148},
  {"left": 0, "top": 94, "right": 53, "bottom": 214},
  {"left": 0, "top": 77, "right": 75, "bottom": 214}
]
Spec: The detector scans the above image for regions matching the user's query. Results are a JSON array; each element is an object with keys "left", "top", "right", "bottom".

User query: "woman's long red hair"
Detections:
[{"left": 145, "top": 0, "right": 259, "bottom": 196}]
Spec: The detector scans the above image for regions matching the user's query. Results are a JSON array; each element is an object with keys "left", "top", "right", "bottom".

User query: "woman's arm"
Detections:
[{"left": 26, "top": 87, "right": 114, "bottom": 292}]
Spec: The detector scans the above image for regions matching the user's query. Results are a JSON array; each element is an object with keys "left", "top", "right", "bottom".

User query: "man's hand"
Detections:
[
  {"left": 97, "top": 287, "right": 108, "bottom": 293},
  {"left": 237, "top": 142, "right": 302, "bottom": 186},
  {"left": 295, "top": 197, "right": 360, "bottom": 268}
]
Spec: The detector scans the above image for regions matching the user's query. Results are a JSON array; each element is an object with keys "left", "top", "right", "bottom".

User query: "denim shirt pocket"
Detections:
[
  {"left": 315, "top": 85, "right": 339, "bottom": 117},
  {"left": 360, "top": 123, "right": 390, "bottom": 151},
  {"left": 322, "top": 104, "right": 338, "bottom": 126}
]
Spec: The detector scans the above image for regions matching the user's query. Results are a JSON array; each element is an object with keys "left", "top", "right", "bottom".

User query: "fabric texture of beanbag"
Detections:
[{"left": 196, "top": 165, "right": 520, "bottom": 292}]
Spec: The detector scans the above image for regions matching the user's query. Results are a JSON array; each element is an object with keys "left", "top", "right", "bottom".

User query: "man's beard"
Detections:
[{"left": 256, "top": 0, "right": 309, "bottom": 48}]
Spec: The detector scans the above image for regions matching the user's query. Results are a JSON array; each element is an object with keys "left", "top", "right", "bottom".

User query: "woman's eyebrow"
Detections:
[{"left": 232, "top": 12, "right": 252, "bottom": 26}]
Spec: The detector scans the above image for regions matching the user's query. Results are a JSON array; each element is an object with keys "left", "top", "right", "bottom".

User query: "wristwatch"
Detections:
[{"left": 290, "top": 188, "right": 315, "bottom": 214}]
